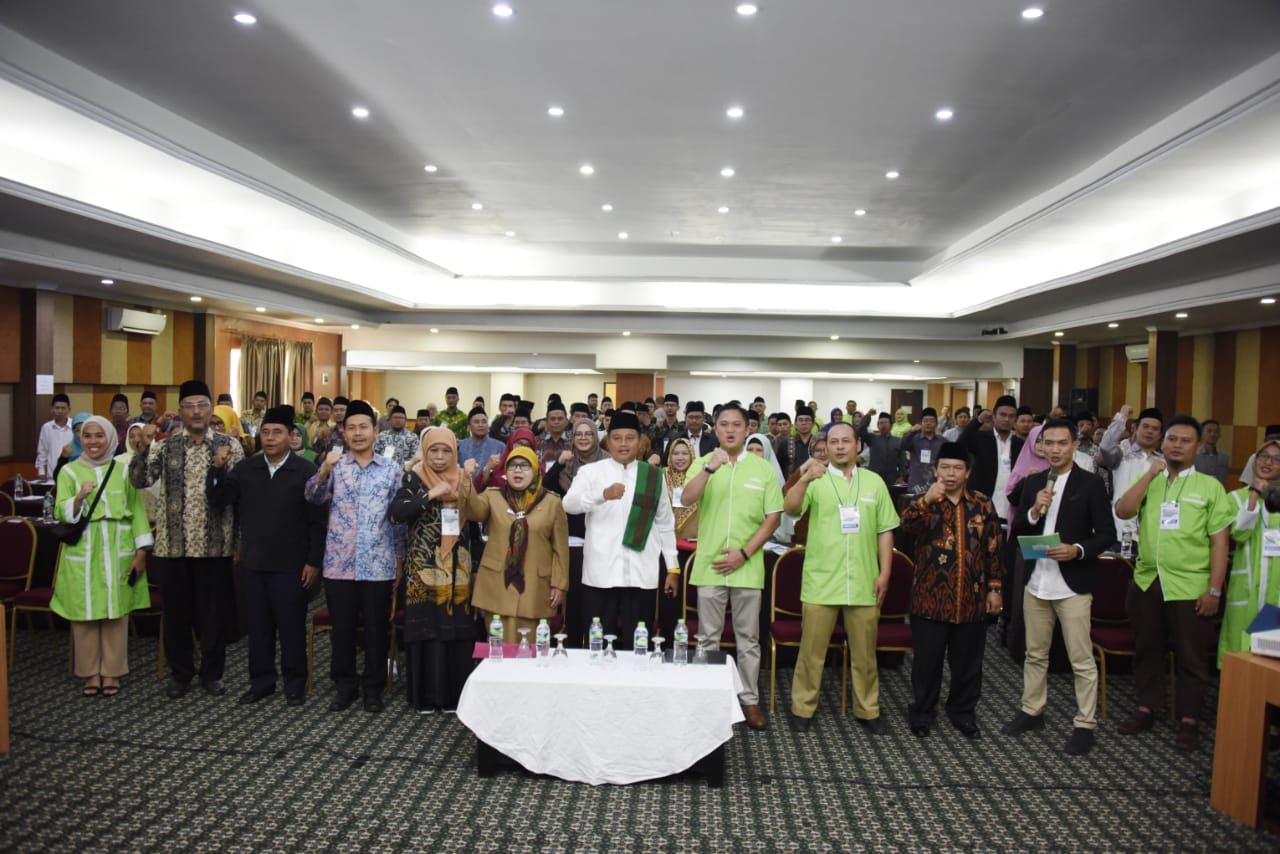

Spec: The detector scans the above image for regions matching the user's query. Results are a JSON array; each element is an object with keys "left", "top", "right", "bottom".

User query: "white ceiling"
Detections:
[{"left": 0, "top": 0, "right": 1278, "bottom": 379}]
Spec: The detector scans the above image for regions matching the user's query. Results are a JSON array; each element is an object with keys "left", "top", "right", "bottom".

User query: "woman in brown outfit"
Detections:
[{"left": 466, "top": 446, "right": 571, "bottom": 643}]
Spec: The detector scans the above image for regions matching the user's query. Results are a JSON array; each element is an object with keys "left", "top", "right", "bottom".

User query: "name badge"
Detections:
[
  {"left": 672, "top": 486, "right": 684, "bottom": 508},
  {"left": 1263, "top": 528, "right": 1280, "bottom": 558},
  {"left": 441, "top": 507, "right": 460, "bottom": 537},
  {"left": 919, "top": 449, "right": 932, "bottom": 465},
  {"left": 1160, "top": 502, "right": 1180, "bottom": 530},
  {"left": 839, "top": 505, "right": 861, "bottom": 535},
  {"left": 382, "top": 445, "right": 396, "bottom": 459}
]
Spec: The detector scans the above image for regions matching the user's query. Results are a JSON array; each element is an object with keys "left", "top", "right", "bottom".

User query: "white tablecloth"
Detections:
[{"left": 457, "top": 650, "right": 744, "bottom": 785}]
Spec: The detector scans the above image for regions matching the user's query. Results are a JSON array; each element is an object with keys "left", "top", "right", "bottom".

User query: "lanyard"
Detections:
[
  {"left": 826, "top": 467, "right": 862, "bottom": 507},
  {"left": 1162, "top": 472, "right": 1189, "bottom": 506}
]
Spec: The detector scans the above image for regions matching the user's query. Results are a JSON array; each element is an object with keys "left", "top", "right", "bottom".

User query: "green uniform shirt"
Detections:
[
  {"left": 1219, "top": 487, "right": 1280, "bottom": 665},
  {"left": 688, "top": 452, "right": 784, "bottom": 589},
  {"left": 1133, "top": 468, "right": 1233, "bottom": 600},
  {"left": 796, "top": 465, "right": 899, "bottom": 605}
]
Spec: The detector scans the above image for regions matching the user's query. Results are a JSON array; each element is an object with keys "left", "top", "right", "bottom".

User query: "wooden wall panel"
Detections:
[
  {"left": 170, "top": 310, "right": 194, "bottom": 382},
  {"left": 100, "top": 332, "right": 128, "bottom": 385},
  {"left": 72, "top": 297, "right": 103, "bottom": 383},
  {"left": 1110, "top": 345, "right": 1128, "bottom": 415},
  {"left": 1259, "top": 324, "right": 1280, "bottom": 428},
  {"left": 0, "top": 287, "right": 21, "bottom": 382},
  {"left": 127, "top": 334, "right": 152, "bottom": 385},
  {"left": 1175, "top": 336, "right": 1194, "bottom": 416},
  {"left": 1212, "top": 332, "right": 1237, "bottom": 425},
  {"left": 1234, "top": 329, "right": 1260, "bottom": 428},
  {"left": 1191, "top": 334, "right": 1214, "bottom": 421},
  {"left": 926, "top": 383, "right": 947, "bottom": 411},
  {"left": 51, "top": 294, "right": 75, "bottom": 381}
]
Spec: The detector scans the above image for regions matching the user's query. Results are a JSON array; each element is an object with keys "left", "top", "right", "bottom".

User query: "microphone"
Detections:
[{"left": 1041, "top": 470, "right": 1058, "bottom": 512}]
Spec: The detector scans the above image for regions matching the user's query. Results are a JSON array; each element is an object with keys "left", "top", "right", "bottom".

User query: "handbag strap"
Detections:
[{"left": 82, "top": 460, "right": 115, "bottom": 520}]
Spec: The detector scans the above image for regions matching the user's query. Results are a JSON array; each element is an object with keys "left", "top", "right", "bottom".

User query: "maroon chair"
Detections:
[
  {"left": 768, "top": 547, "right": 847, "bottom": 713},
  {"left": 682, "top": 547, "right": 735, "bottom": 649},
  {"left": 0, "top": 493, "right": 15, "bottom": 517},
  {"left": 0, "top": 516, "right": 36, "bottom": 606},
  {"left": 7, "top": 523, "right": 60, "bottom": 669},
  {"left": 875, "top": 549, "right": 915, "bottom": 653}
]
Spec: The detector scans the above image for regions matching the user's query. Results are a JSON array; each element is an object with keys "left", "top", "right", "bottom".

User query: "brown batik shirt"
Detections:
[{"left": 899, "top": 489, "right": 1004, "bottom": 624}]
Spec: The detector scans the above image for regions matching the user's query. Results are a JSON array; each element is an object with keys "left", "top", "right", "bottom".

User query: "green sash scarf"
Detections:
[{"left": 622, "top": 461, "right": 661, "bottom": 552}]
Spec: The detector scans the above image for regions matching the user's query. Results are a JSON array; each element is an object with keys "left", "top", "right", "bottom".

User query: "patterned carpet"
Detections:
[{"left": 2, "top": 611, "right": 1276, "bottom": 853}]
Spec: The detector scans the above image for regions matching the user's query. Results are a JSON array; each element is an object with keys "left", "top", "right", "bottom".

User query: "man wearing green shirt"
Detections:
[
  {"left": 1115, "top": 415, "right": 1232, "bottom": 751},
  {"left": 432, "top": 386, "right": 468, "bottom": 439},
  {"left": 783, "top": 421, "right": 900, "bottom": 734},
  {"left": 680, "top": 403, "right": 783, "bottom": 731}
]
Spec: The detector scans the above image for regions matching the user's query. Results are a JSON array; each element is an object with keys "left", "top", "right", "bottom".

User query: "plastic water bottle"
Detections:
[
  {"left": 1120, "top": 528, "right": 1134, "bottom": 559},
  {"left": 41, "top": 492, "right": 54, "bottom": 523},
  {"left": 588, "top": 616, "right": 604, "bottom": 660},
  {"left": 488, "top": 614, "right": 504, "bottom": 661},
  {"left": 535, "top": 618, "right": 550, "bottom": 660},
  {"left": 633, "top": 621, "right": 648, "bottom": 656},
  {"left": 673, "top": 618, "right": 689, "bottom": 666},
  {"left": 13, "top": 474, "right": 24, "bottom": 498}
]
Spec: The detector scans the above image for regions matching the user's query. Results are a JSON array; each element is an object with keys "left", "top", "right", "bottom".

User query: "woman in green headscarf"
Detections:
[{"left": 891, "top": 408, "right": 913, "bottom": 438}]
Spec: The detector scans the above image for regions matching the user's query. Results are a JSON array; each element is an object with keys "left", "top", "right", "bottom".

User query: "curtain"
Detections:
[{"left": 239, "top": 336, "right": 314, "bottom": 409}]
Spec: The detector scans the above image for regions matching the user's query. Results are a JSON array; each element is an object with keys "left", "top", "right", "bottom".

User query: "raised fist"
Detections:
[
  {"left": 603, "top": 483, "right": 625, "bottom": 501},
  {"left": 212, "top": 445, "right": 232, "bottom": 468},
  {"left": 325, "top": 447, "right": 343, "bottom": 467}
]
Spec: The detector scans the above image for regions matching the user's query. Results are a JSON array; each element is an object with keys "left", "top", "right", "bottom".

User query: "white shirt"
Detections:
[
  {"left": 1026, "top": 469, "right": 1077, "bottom": 600},
  {"left": 35, "top": 419, "right": 73, "bottom": 478},
  {"left": 266, "top": 451, "right": 291, "bottom": 479},
  {"left": 992, "top": 432, "right": 1014, "bottom": 520},
  {"left": 562, "top": 457, "right": 679, "bottom": 590}
]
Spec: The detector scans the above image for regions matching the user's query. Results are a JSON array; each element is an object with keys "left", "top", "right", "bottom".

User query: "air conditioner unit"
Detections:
[
  {"left": 1124, "top": 344, "right": 1149, "bottom": 364},
  {"left": 106, "top": 307, "right": 167, "bottom": 336}
]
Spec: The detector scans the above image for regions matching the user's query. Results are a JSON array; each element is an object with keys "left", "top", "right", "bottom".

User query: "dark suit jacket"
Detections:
[
  {"left": 208, "top": 452, "right": 326, "bottom": 573},
  {"left": 958, "top": 418, "right": 1024, "bottom": 510},
  {"left": 1010, "top": 467, "right": 1116, "bottom": 595}
]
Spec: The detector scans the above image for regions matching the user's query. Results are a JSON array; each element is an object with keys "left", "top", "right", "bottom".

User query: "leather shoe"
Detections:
[
  {"left": 742, "top": 704, "right": 767, "bottom": 730},
  {"left": 910, "top": 724, "right": 931, "bottom": 737},
  {"left": 202, "top": 679, "right": 227, "bottom": 697},
  {"left": 364, "top": 694, "right": 385, "bottom": 713},
  {"left": 329, "top": 690, "right": 359, "bottom": 712},
  {"left": 1065, "top": 727, "right": 1095, "bottom": 755},
  {"left": 788, "top": 713, "right": 812, "bottom": 733},
  {"left": 164, "top": 679, "right": 190, "bottom": 699},
  {"left": 1175, "top": 721, "right": 1200, "bottom": 751},
  {"left": 238, "top": 688, "right": 274, "bottom": 705},
  {"left": 858, "top": 716, "right": 888, "bottom": 735},
  {"left": 1001, "top": 711, "right": 1045, "bottom": 736},
  {"left": 1118, "top": 709, "right": 1155, "bottom": 735},
  {"left": 286, "top": 694, "right": 305, "bottom": 707},
  {"left": 951, "top": 719, "right": 981, "bottom": 739}
]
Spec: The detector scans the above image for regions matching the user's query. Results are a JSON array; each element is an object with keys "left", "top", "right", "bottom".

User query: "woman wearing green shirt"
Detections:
[{"left": 1219, "top": 436, "right": 1280, "bottom": 665}]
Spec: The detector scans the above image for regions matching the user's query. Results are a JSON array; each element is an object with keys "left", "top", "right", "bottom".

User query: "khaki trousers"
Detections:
[
  {"left": 697, "top": 586, "right": 762, "bottom": 705},
  {"left": 792, "top": 603, "right": 880, "bottom": 719},
  {"left": 71, "top": 617, "right": 130, "bottom": 678},
  {"left": 1021, "top": 589, "right": 1097, "bottom": 729}
]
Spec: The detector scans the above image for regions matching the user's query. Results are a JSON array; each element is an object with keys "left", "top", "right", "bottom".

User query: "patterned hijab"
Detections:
[
  {"left": 212, "top": 405, "right": 241, "bottom": 437},
  {"left": 664, "top": 437, "right": 697, "bottom": 535},
  {"left": 560, "top": 424, "right": 607, "bottom": 493},
  {"left": 500, "top": 446, "right": 548, "bottom": 592},
  {"left": 77, "top": 415, "right": 119, "bottom": 468},
  {"left": 489, "top": 427, "right": 538, "bottom": 489}
]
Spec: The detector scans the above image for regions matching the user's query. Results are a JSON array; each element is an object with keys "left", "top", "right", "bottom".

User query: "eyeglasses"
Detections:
[
  {"left": 506, "top": 461, "right": 534, "bottom": 472},
  {"left": 1257, "top": 452, "right": 1280, "bottom": 464},
  {"left": 180, "top": 402, "right": 211, "bottom": 412}
]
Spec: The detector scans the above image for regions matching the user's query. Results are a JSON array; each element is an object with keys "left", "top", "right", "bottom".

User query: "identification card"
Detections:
[
  {"left": 441, "top": 507, "right": 460, "bottom": 536},
  {"left": 382, "top": 445, "right": 396, "bottom": 459},
  {"left": 1160, "top": 502, "right": 1180, "bottom": 530},
  {"left": 919, "top": 449, "right": 932, "bottom": 465},
  {"left": 1263, "top": 528, "right": 1280, "bottom": 558},
  {"left": 672, "top": 486, "right": 684, "bottom": 508},
  {"left": 839, "top": 505, "right": 861, "bottom": 535}
]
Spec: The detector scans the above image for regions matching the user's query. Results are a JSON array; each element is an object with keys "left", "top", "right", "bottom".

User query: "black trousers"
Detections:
[
  {"left": 244, "top": 570, "right": 309, "bottom": 697},
  {"left": 324, "top": 578, "right": 393, "bottom": 698},
  {"left": 157, "top": 556, "right": 234, "bottom": 684},
  {"left": 908, "top": 617, "right": 988, "bottom": 727},
  {"left": 1126, "top": 576, "right": 1216, "bottom": 720},
  {"left": 580, "top": 585, "right": 653, "bottom": 651}
]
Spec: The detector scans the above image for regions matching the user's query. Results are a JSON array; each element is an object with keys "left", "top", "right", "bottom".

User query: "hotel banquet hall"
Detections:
[{"left": 1, "top": 1, "right": 1279, "bottom": 850}]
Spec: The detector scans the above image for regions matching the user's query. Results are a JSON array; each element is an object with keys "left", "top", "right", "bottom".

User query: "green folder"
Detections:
[{"left": 1018, "top": 533, "right": 1062, "bottom": 561}]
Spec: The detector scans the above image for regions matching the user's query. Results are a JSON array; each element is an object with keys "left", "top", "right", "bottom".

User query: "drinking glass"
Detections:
[
  {"left": 551, "top": 633, "right": 569, "bottom": 668},
  {"left": 602, "top": 634, "right": 618, "bottom": 664},
  {"left": 516, "top": 627, "right": 533, "bottom": 659},
  {"left": 693, "top": 633, "right": 708, "bottom": 665},
  {"left": 649, "top": 636, "right": 665, "bottom": 667}
]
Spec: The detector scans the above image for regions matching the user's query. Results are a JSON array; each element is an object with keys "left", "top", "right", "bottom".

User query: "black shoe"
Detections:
[
  {"left": 1002, "top": 711, "right": 1046, "bottom": 736},
  {"left": 951, "top": 719, "right": 981, "bottom": 739},
  {"left": 858, "top": 716, "right": 888, "bottom": 736},
  {"left": 238, "top": 688, "right": 274, "bottom": 705},
  {"left": 164, "top": 679, "right": 190, "bottom": 699},
  {"left": 286, "top": 694, "right": 305, "bottom": 707},
  {"left": 202, "top": 679, "right": 227, "bottom": 697},
  {"left": 329, "top": 690, "right": 359, "bottom": 712},
  {"left": 789, "top": 714, "right": 812, "bottom": 733},
  {"left": 1065, "top": 727, "right": 1095, "bottom": 755},
  {"left": 910, "top": 724, "right": 931, "bottom": 737},
  {"left": 1118, "top": 709, "right": 1155, "bottom": 735},
  {"left": 364, "top": 694, "right": 385, "bottom": 713}
]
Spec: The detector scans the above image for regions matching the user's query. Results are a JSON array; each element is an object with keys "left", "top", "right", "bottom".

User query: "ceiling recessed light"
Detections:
[
  {"left": 233, "top": 12, "right": 257, "bottom": 25},
  {"left": 1175, "top": 312, "right": 1188, "bottom": 319},
  {"left": 1262, "top": 297, "right": 1277, "bottom": 305},
  {"left": 617, "top": 231, "right": 629, "bottom": 240},
  {"left": 492, "top": 3, "right": 514, "bottom": 18},
  {"left": 935, "top": 108, "right": 954, "bottom": 121},
  {"left": 1107, "top": 322, "right": 1119, "bottom": 328},
  {"left": 579, "top": 164, "right": 595, "bottom": 176},
  {"left": 314, "top": 318, "right": 324, "bottom": 323},
  {"left": 430, "top": 327, "right": 439, "bottom": 333},
  {"left": 99, "top": 278, "right": 114, "bottom": 285},
  {"left": 854, "top": 209, "right": 867, "bottom": 216},
  {"left": 736, "top": 3, "right": 758, "bottom": 15},
  {"left": 829, "top": 335, "right": 839, "bottom": 341},
  {"left": 504, "top": 230, "right": 516, "bottom": 237},
  {"left": 351, "top": 106, "right": 370, "bottom": 120},
  {"left": 622, "top": 330, "right": 632, "bottom": 337},
  {"left": 885, "top": 170, "right": 900, "bottom": 179},
  {"left": 720, "top": 166, "right": 735, "bottom": 178},
  {"left": 913, "top": 359, "right": 921, "bottom": 364},
  {"left": 726, "top": 105, "right": 745, "bottom": 120},
  {"left": 189, "top": 296, "right": 202, "bottom": 303},
  {"left": 255, "top": 306, "right": 266, "bottom": 313},
  {"left": 1054, "top": 331, "right": 1065, "bottom": 337},
  {"left": 351, "top": 324, "right": 360, "bottom": 330},
  {"left": 601, "top": 203, "right": 613, "bottom": 212},
  {"left": 1021, "top": 7, "right": 1044, "bottom": 19},
  {"left": 830, "top": 235, "right": 843, "bottom": 243},
  {"left": 717, "top": 205, "right": 730, "bottom": 214},
  {"left": 471, "top": 202, "right": 484, "bottom": 211},
  {"left": 547, "top": 105, "right": 564, "bottom": 117},
  {"left": 423, "top": 163, "right": 438, "bottom": 173}
]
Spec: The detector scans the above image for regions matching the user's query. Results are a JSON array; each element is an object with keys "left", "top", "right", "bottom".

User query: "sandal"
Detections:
[
  {"left": 101, "top": 679, "right": 121, "bottom": 698},
  {"left": 81, "top": 679, "right": 102, "bottom": 697}
]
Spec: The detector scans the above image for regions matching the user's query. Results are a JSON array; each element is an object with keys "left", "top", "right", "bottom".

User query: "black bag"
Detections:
[{"left": 49, "top": 460, "right": 115, "bottom": 545}]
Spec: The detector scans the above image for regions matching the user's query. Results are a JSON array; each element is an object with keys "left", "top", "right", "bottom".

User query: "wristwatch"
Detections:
[{"left": 1207, "top": 587, "right": 1222, "bottom": 598}]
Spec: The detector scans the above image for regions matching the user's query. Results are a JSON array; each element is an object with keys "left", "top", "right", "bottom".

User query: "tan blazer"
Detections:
[{"left": 466, "top": 487, "right": 570, "bottom": 620}]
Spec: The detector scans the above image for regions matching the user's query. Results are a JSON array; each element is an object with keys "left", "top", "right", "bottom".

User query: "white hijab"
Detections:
[{"left": 78, "top": 415, "right": 120, "bottom": 468}]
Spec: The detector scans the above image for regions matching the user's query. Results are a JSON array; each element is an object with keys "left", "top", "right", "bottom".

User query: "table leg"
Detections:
[{"left": 477, "top": 739, "right": 499, "bottom": 778}]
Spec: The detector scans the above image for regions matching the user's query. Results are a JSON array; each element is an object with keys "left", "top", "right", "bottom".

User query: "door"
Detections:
[{"left": 889, "top": 389, "right": 924, "bottom": 423}]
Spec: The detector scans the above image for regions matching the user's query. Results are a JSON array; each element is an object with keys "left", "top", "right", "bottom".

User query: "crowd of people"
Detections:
[{"left": 26, "top": 381, "right": 1278, "bottom": 756}]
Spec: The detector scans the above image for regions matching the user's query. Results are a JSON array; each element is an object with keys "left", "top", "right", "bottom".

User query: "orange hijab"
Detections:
[{"left": 414, "top": 426, "right": 463, "bottom": 555}]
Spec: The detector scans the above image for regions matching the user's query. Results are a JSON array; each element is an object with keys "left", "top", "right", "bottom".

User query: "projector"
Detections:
[{"left": 1247, "top": 605, "right": 1280, "bottom": 658}]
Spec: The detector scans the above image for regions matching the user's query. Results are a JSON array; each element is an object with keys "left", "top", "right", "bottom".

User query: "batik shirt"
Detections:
[
  {"left": 899, "top": 489, "right": 1004, "bottom": 623},
  {"left": 305, "top": 453, "right": 405, "bottom": 581},
  {"left": 129, "top": 431, "right": 244, "bottom": 558},
  {"left": 372, "top": 428, "right": 420, "bottom": 465}
]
